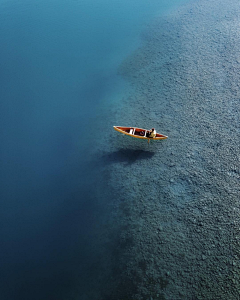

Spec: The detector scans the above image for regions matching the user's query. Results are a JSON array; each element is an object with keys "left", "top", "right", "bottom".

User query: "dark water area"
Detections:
[{"left": 0, "top": 0, "right": 189, "bottom": 299}]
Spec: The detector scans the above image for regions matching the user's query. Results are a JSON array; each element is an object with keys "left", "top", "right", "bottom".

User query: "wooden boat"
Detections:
[{"left": 113, "top": 126, "right": 168, "bottom": 143}]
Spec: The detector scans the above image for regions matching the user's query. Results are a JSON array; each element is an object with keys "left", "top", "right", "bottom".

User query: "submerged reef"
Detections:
[{"left": 93, "top": 0, "right": 240, "bottom": 299}]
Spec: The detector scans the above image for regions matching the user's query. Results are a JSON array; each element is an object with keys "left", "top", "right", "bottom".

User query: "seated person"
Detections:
[{"left": 148, "top": 128, "right": 156, "bottom": 138}]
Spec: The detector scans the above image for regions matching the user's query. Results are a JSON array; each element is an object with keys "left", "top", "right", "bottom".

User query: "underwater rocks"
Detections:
[{"left": 96, "top": 0, "right": 240, "bottom": 299}]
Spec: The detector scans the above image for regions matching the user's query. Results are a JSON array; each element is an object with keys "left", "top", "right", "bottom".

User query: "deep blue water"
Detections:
[{"left": 0, "top": 0, "right": 186, "bottom": 299}]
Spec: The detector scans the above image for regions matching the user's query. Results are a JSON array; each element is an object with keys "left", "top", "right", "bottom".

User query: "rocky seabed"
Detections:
[{"left": 92, "top": 0, "right": 240, "bottom": 299}]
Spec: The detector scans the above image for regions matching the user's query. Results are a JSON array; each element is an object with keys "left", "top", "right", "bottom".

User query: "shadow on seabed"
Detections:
[{"left": 101, "top": 148, "right": 155, "bottom": 165}]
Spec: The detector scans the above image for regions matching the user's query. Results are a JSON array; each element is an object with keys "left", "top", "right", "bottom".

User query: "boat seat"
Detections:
[{"left": 129, "top": 128, "right": 134, "bottom": 134}]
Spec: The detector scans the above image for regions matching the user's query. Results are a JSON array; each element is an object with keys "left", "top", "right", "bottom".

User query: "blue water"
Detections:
[{"left": 0, "top": 0, "right": 187, "bottom": 299}]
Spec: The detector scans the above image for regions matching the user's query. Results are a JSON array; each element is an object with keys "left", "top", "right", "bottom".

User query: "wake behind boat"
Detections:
[{"left": 113, "top": 126, "right": 168, "bottom": 143}]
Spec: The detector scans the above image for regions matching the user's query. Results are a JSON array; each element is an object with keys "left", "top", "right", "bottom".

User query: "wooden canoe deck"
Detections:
[{"left": 113, "top": 126, "right": 168, "bottom": 141}]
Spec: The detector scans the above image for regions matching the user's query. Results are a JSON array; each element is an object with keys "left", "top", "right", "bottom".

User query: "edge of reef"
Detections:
[{"left": 81, "top": 0, "right": 240, "bottom": 299}]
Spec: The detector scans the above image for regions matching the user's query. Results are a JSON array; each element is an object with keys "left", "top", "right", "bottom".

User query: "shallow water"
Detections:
[
  {"left": 111, "top": 0, "right": 240, "bottom": 298},
  {"left": 0, "top": 0, "right": 189, "bottom": 299}
]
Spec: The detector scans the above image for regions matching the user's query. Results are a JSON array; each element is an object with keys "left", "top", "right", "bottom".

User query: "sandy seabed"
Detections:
[{"left": 81, "top": 0, "right": 240, "bottom": 299}]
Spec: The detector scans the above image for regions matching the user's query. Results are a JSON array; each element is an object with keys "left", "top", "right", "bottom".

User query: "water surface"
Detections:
[{"left": 0, "top": 0, "right": 188, "bottom": 299}]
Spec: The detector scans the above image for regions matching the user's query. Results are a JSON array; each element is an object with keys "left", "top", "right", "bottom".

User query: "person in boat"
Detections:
[{"left": 148, "top": 128, "right": 156, "bottom": 138}]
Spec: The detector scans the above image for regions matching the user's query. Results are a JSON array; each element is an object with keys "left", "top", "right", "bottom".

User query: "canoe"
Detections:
[{"left": 113, "top": 126, "right": 168, "bottom": 142}]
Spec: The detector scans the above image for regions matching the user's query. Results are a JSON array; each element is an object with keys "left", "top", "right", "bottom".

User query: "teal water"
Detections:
[{"left": 0, "top": 0, "right": 187, "bottom": 299}]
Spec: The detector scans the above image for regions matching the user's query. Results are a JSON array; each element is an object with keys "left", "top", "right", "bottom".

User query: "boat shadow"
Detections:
[{"left": 101, "top": 148, "right": 155, "bottom": 165}]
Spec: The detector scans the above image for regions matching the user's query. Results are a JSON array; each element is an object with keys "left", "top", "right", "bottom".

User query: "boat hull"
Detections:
[{"left": 113, "top": 126, "right": 168, "bottom": 140}]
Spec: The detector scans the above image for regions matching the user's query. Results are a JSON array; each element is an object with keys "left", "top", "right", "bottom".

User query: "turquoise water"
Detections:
[{"left": 0, "top": 0, "right": 188, "bottom": 299}]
